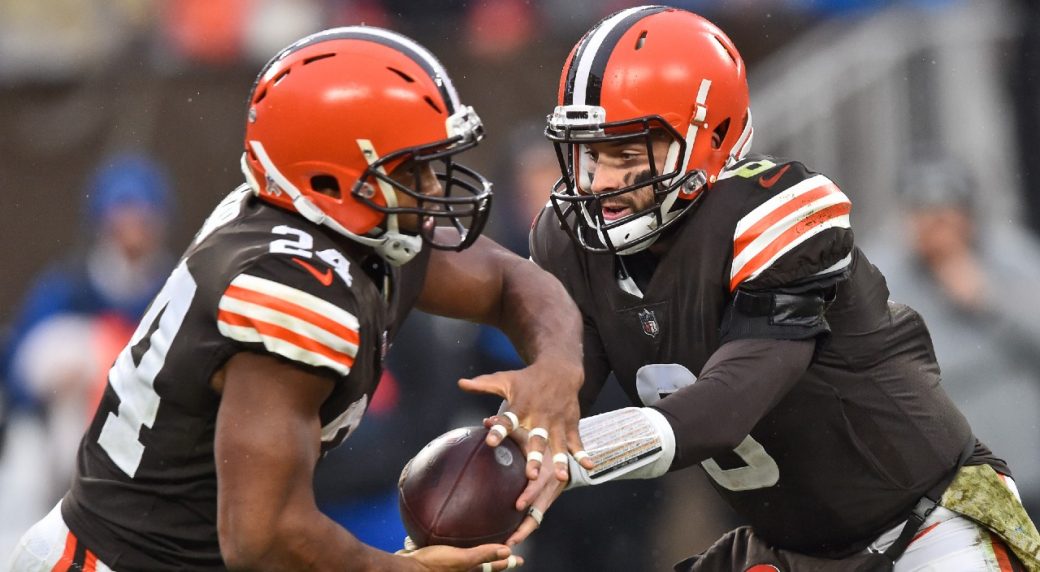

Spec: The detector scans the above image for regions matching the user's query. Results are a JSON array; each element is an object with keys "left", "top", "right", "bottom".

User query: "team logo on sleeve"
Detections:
[{"left": 639, "top": 308, "right": 660, "bottom": 338}]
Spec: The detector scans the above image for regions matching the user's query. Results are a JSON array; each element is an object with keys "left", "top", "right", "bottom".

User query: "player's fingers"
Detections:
[
  {"left": 524, "top": 433, "right": 547, "bottom": 480},
  {"left": 473, "top": 551, "right": 523, "bottom": 572},
  {"left": 542, "top": 423, "right": 572, "bottom": 481},
  {"left": 458, "top": 374, "right": 508, "bottom": 399},
  {"left": 527, "top": 426, "right": 549, "bottom": 472},
  {"left": 550, "top": 451, "right": 571, "bottom": 482},
  {"left": 468, "top": 544, "right": 511, "bottom": 564},
  {"left": 566, "top": 427, "right": 594, "bottom": 470},
  {"left": 514, "top": 474, "right": 548, "bottom": 511},
  {"left": 506, "top": 516, "right": 541, "bottom": 547},
  {"left": 527, "top": 426, "right": 549, "bottom": 444},
  {"left": 485, "top": 411, "right": 520, "bottom": 447}
]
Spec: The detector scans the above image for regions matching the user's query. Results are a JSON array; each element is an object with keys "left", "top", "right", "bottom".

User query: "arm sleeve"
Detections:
[{"left": 651, "top": 337, "right": 815, "bottom": 470}]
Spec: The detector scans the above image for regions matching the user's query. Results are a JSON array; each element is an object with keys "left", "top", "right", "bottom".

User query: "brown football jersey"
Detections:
[
  {"left": 61, "top": 186, "right": 429, "bottom": 571},
  {"left": 531, "top": 155, "right": 1007, "bottom": 556}
]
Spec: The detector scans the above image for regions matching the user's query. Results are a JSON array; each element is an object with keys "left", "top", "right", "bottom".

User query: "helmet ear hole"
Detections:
[
  {"left": 311, "top": 174, "right": 341, "bottom": 199},
  {"left": 711, "top": 118, "right": 730, "bottom": 149}
]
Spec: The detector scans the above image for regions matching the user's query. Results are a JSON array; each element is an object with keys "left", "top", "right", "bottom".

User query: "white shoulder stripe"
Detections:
[
  {"left": 730, "top": 191, "right": 851, "bottom": 277},
  {"left": 217, "top": 323, "right": 352, "bottom": 376},
  {"left": 218, "top": 296, "right": 359, "bottom": 358},
  {"left": 229, "top": 273, "right": 359, "bottom": 330},
  {"left": 735, "top": 215, "right": 851, "bottom": 285},
  {"left": 572, "top": 6, "right": 648, "bottom": 105},
  {"left": 734, "top": 175, "right": 837, "bottom": 237}
]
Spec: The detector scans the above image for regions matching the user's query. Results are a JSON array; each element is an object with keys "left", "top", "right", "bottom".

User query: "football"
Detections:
[{"left": 398, "top": 426, "right": 528, "bottom": 548}]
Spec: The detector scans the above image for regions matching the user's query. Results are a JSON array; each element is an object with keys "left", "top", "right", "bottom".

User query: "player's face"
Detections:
[
  {"left": 582, "top": 133, "right": 672, "bottom": 221},
  {"left": 388, "top": 159, "right": 443, "bottom": 233}
]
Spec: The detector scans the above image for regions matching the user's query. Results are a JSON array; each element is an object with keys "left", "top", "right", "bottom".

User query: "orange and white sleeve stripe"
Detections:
[
  {"left": 729, "top": 175, "right": 852, "bottom": 292},
  {"left": 217, "top": 274, "right": 360, "bottom": 376}
]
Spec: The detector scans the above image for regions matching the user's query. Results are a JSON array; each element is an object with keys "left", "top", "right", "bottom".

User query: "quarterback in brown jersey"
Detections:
[
  {"left": 7, "top": 27, "right": 592, "bottom": 572},
  {"left": 510, "top": 6, "right": 1040, "bottom": 571}
]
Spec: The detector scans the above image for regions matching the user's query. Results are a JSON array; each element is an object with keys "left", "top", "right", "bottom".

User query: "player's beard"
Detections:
[{"left": 599, "top": 168, "right": 656, "bottom": 218}]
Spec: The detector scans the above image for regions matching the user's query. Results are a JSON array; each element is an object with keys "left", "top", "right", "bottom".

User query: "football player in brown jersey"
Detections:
[
  {"left": 8, "top": 27, "right": 593, "bottom": 572},
  {"left": 510, "top": 6, "right": 1040, "bottom": 571}
]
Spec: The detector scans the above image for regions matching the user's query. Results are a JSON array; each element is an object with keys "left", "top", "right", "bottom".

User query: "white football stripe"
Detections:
[
  {"left": 734, "top": 175, "right": 836, "bottom": 238},
  {"left": 229, "top": 274, "right": 359, "bottom": 331},
  {"left": 731, "top": 191, "right": 851, "bottom": 278},
  {"left": 217, "top": 322, "right": 353, "bottom": 376},
  {"left": 218, "top": 295, "right": 359, "bottom": 358},
  {"left": 571, "top": 6, "right": 648, "bottom": 105},
  {"left": 733, "top": 215, "right": 851, "bottom": 286}
]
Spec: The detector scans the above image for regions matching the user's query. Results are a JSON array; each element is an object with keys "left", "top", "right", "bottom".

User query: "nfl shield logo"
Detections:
[{"left": 638, "top": 308, "right": 660, "bottom": 338}]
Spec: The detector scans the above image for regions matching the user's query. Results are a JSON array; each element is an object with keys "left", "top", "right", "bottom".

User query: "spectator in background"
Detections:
[
  {"left": 0, "top": 151, "right": 174, "bottom": 518},
  {"left": 866, "top": 154, "right": 1040, "bottom": 518}
]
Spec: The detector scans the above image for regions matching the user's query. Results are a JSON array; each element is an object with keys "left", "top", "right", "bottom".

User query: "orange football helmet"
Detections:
[
  {"left": 242, "top": 27, "right": 492, "bottom": 265},
  {"left": 546, "top": 6, "right": 753, "bottom": 254}
]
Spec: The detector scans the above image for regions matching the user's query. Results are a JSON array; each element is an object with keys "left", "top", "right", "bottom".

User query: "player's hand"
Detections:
[
  {"left": 460, "top": 357, "right": 593, "bottom": 482},
  {"left": 401, "top": 542, "right": 522, "bottom": 571},
  {"left": 504, "top": 453, "right": 567, "bottom": 547}
]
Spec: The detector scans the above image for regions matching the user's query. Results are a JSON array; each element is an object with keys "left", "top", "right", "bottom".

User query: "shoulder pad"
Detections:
[
  {"left": 729, "top": 171, "right": 853, "bottom": 292},
  {"left": 216, "top": 252, "right": 362, "bottom": 377}
]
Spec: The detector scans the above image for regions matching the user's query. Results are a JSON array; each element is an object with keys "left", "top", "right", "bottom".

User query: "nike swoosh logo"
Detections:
[
  {"left": 758, "top": 164, "right": 791, "bottom": 189},
  {"left": 292, "top": 257, "right": 333, "bottom": 286}
]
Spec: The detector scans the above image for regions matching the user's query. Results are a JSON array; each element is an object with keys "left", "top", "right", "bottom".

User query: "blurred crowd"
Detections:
[{"left": 3, "top": 0, "right": 1040, "bottom": 570}]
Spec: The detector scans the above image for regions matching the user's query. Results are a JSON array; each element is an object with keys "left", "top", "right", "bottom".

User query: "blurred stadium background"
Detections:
[{"left": 2, "top": 0, "right": 1039, "bottom": 569}]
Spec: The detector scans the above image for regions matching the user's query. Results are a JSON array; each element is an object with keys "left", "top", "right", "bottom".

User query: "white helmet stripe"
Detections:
[
  {"left": 676, "top": 79, "right": 713, "bottom": 177},
  {"left": 570, "top": 6, "right": 660, "bottom": 106},
  {"left": 571, "top": 7, "right": 644, "bottom": 105}
]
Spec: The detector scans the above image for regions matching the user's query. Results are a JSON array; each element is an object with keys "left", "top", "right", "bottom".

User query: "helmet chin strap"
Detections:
[
  {"left": 243, "top": 142, "right": 421, "bottom": 266},
  {"left": 356, "top": 139, "right": 423, "bottom": 265}
]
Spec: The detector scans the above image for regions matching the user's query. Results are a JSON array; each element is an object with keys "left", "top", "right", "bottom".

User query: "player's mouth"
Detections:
[{"left": 601, "top": 203, "right": 632, "bottom": 221}]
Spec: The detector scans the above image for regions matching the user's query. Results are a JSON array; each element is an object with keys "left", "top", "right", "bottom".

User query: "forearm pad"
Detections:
[{"left": 566, "top": 407, "right": 676, "bottom": 489}]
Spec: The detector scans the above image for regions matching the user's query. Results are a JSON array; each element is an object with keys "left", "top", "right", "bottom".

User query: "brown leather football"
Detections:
[{"left": 398, "top": 426, "right": 528, "bottom": 548}]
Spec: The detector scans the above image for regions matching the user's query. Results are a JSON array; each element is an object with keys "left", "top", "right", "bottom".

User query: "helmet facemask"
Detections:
[
  {"left": 242, "top": 27, "right": 495, "bottom": 266},
  {"left": 353, "top": 106, "right": 492, "bottom": 254},
  {"left": 546, "top": 109, "right": 706, "bottom": 255},
  {"left": 545, "top": 6, "right": 754, "bottom": 256}
]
